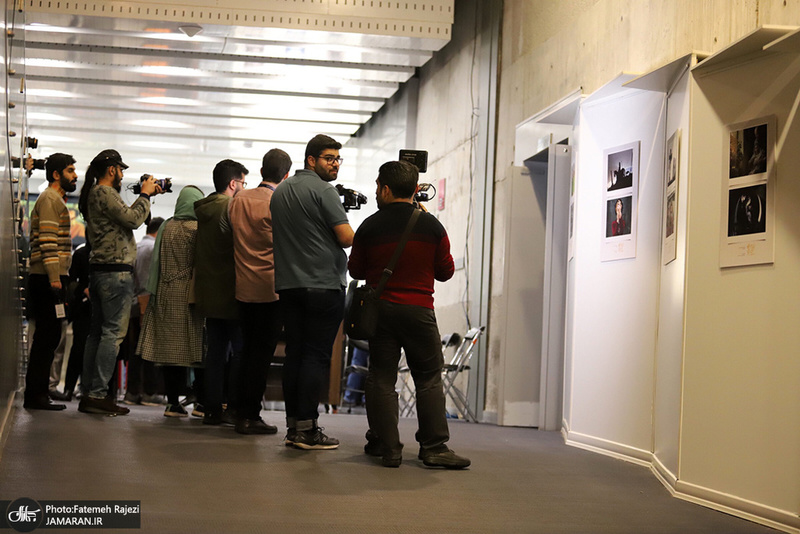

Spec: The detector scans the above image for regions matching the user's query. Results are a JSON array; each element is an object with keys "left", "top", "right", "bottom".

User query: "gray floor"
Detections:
[{"left": 0, "top": 403, "right": 780, "bottom": 534}]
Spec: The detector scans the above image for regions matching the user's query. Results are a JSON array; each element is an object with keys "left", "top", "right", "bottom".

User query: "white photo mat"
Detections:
[
  {"left": 602, "top": 141, "right": 639, "bottom": 261},
  {"left": 662, "top": 129, "right": 680, "bottom": 265},
  {"left": 720, "top": 115, "right": 776, "bottom": 268}
]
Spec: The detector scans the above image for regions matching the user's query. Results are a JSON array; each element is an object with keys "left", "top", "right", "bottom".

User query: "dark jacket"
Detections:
[{"left": 193, "top": 193, "right": 238, "bottom": 320}]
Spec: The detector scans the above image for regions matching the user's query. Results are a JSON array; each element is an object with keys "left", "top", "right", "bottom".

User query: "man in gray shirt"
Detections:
[{"left": 271, "top": 134, "right": 354, "bottom": 450}]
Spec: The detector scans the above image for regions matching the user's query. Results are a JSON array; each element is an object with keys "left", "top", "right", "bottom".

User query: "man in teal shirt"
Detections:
[{"left": 271, "top": 134, "right": 354, "bottom": 450}]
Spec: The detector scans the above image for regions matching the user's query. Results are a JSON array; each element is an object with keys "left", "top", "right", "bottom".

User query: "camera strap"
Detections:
[{"left": 374, "top": 208, "right": 421, "bottom": 298}]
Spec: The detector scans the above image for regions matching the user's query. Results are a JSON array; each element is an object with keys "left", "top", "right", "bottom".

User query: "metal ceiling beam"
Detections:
[{"left": 21, "top": 41, "right": 418, "bottom": 74}]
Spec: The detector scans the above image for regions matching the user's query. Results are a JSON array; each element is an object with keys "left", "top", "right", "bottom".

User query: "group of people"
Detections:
[{"left": 23, "top": 133, "right": 470, "bottom": 468}]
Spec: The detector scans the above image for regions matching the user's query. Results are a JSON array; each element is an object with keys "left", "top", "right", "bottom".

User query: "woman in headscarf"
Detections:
[{"left": 138, "top": 185, "right": 205, "bottom": 417}]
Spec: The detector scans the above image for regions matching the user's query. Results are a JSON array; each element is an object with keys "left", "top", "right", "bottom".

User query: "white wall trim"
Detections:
[
  {"left": 673, "top": 480, "right": 800, "bottom": 534},
  {"left": 564, "top": 429, "right": 652, "bottom": 467},
  {"left": 564, "top": 428, "right": 800, "bottom": 533}
]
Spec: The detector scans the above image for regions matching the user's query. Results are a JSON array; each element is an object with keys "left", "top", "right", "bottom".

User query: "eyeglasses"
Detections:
[
  {"left": 318, "top": 155, "right": 343, "bottom": 165},
  {"left": 234, "top": 179, "right": 247, "bottom": 188}
]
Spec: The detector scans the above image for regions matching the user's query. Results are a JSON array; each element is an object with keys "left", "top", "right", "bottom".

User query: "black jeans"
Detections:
[
  {"left": 279, "top": 288, "right": 344, "bottom": 430},
  {"left": 25, "top": 274, "right": 68, "bottom": 403},
  {"left": 121, "top": 317, "right": 161, "bottom": 397},
  {"left": 64, "top": 300, "right": 91, "bottom": 396},
  {"left": 237, "top": 300, "right": 282, "bottom": 420},
  {"left": 204, "top": 318, "right": 243, "bottom": 415},
  {"left": 365, "top": 300, "right": 449, "bottom": 457}
]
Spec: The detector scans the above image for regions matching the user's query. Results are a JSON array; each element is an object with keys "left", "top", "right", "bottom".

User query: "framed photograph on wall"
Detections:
[
  {"left": 568, "top": 159, "right": 577, "bottom": 260},
  {"left": 720, "top": 116, "right": 776, "bottom": 267},
  {"left": 662, "top": 129, "right": 680, "bottom": 265},
  {"left": 602, "top": 141, "right": 639, "bottom": 261}
]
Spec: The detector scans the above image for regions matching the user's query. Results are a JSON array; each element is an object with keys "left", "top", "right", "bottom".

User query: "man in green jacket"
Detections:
[{"left": 194, "top": 159, "right": 248, "bottom": 425}]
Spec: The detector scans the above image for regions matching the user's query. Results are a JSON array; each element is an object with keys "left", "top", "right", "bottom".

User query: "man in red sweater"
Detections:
[{"left": 348, "top": 160, "right": 470, "bottom": 469}]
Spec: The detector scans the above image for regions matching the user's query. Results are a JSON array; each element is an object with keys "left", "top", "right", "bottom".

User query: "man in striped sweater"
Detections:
[{"left": 24, "top": 153, "right": 78, "bottom": 410}]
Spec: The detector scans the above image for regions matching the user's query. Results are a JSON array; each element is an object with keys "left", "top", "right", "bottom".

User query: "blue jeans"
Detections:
[
  {"left": 280, "top": 288, "right": 344, "bottom": 431},
  {"left": 82, "top": 271, "right": 134, "bottom": 399}
]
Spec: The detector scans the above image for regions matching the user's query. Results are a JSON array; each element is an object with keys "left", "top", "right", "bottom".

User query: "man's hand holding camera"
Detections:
[{"left": 139, "top": 174, "right": 164, "bottom": 196}]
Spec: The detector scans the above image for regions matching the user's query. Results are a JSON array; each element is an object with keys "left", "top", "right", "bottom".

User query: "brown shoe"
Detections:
[{"left": 78, "top": 396, "right": 130, "bottom": 416}]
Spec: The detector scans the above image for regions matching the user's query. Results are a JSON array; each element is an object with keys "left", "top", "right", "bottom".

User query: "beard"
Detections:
[
  {"left": 112, "top": 173, "right": 122, "bottom": 192},
  {"left": 314, "top": 162, "right": 337, "bottom": 182},
  {"left": 60, "top": 176, "right": 77, "bottom": 193}
]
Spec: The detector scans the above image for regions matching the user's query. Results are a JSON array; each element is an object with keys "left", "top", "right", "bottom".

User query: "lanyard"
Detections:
[{"left": 258, "top": 183, "right": 275, "bottom": 191}]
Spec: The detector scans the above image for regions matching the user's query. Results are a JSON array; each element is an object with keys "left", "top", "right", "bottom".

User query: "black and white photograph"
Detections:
[
  {"left": 729, "top": 123, "right": 767, "bottom": 179},
  {"left": 607, "top": 148, "right": 634, "bottom": 191},
  {"left": 665, "top": 191, "right": 676, "bottom": 239},
  {"left": 666, "top": 135, "right": 678, "bottom": 187},
  {"left": 605, "top": 196, "right": 632, "bottom": 238},
  {"left": 728, "top": 184, "right": 767, "bottom": 237}
]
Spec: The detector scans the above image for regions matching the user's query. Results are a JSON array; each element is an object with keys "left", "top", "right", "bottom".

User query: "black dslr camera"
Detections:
[
  {"left": 11, "top": 138, "right": 46, "bottom": 171},
  {"left": 336, "top": 184, "right": 367, "bottom": 211},
  {"left": 132, "top": 174, "right": 172, "bottom": 194}
]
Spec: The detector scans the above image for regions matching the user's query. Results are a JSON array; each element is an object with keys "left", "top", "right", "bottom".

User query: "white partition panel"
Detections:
[
  {"left": 566, "top": 79, "right": 664, "bottom": 455},
  {"left": 681, "top": 51, "right": 800, "bottom": 521},
  {"left": 652, "top": 66, "right": 691, "bottom": 481}
]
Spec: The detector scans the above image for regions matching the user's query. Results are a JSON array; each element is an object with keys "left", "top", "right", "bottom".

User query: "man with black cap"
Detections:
[
  {"left": 77, "top": 149, "right": 161, "bottom": 416},
  {"left": 23, "top": 153, "right": 78, "bottom": 410}
]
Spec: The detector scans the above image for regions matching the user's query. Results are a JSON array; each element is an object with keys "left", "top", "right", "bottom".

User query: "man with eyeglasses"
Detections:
[
  {"left": 271, "top": 134, "right": 354, "bottom": 450},
  {"left": 194, "top": 159, "right": 248, "bottom": 425}
]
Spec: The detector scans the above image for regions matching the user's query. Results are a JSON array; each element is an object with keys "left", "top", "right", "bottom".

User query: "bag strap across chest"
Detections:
[{"left": 374, "top": 208, "right": 421, "bottom": 297}]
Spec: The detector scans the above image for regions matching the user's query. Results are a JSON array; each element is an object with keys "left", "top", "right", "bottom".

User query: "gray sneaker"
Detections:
[
  {"left": 292, "top": 427, "right": 339, "bottom": 450},
  {"left": 418, "top": 448, "right": 470, "bottom": 469}
]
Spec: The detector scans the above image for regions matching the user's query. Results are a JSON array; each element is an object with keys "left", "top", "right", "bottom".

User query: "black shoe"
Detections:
[
  {"left": 164, "top": 404, "right": 188, "bottom": 418},
  {"left": 24, "top": 397, "right": 66, "bottom": 411},
  {"left": 364, "top": 440, "right": 384, "bottom": 457},
  {"left": 78, "top": 396, "right": 130, "bottom": 416},
  {"left": 292, "top": 427, "right": 339, "bottom": 450},
  {"left": 284, "top": 428, "right": 297, "bottom": 447},
  {"left": 203, "top": 410, "right": 222, "bottom": 425},
  {"left": 191, "top": 404, "right": 205, "bottom": 418},
  {"left": 140, "top": 394, "right": 165, "bottom": 407},
  {"left": 48, "top": 390, "right": 71, "bottom": 402},
  {"left": 235, "top": 418, "right": 278, "bottom": 435},
  {"left": 418, "top": 448, "right": 470, "bottom": 469},
  {"left": 220, "top": 408, "right": 238, "bottom": 426},
  {"left": 382, "top": 456, "right": 402, "bottom": 468}
]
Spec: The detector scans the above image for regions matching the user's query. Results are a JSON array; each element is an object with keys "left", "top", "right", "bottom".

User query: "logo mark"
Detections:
[{"left": 6, "top": 499, "right": 43, "bottom": 532}]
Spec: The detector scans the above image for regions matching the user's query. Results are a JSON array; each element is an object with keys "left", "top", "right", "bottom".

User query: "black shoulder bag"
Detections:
[{"left": 344, "top": 208, "right": 421, "bottom": 340}]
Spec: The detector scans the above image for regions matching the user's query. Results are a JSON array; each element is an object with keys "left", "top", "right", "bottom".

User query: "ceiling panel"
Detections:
[{"left": 14, "top": 0, "right": 453, "bottom": 204}]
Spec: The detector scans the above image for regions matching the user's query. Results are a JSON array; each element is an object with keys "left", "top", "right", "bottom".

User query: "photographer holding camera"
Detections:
[
  {"left": 347, "top": 160, "right": 469, "bottom": 469},
  {"left": 77, "top": 149, "right": 162, "bottom": 416}
]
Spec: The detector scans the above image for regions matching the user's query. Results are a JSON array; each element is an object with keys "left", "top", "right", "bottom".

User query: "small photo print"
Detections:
[
  {"left": 728, "top": 184, "right": 767, "bottom": 237},
  {"left": 606, "top": 196, "right": 632, "bottom": 238},
  {"left": 607, "top": 149, "right": 634, "bottom": 191},
  {"left": 665, "top": 191, "right": 676, "bottom": 238},
  {"left": 666, "top": 133, "right": 678, "bottom": 187},
  {"left": 729, "top": 123, "right": 767, "bottom": 179}
]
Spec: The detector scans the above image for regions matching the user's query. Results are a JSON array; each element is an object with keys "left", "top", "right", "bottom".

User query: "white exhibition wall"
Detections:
[
  {"left": 559, "top": 45, "right": 800, "bottom": 532},
  {"left": 653, "top": 66, "right": 691, "bottom": 480},
  {"left": 680, "top": 51, "right": 800, "bottom": 522},
  {"left": 566, "top": 80, "right": 665, "bottom": 456}
]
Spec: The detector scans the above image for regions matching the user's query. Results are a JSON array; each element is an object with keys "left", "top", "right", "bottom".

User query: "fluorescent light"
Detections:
[
  {"left": 129, "top": 119, "right": 193, "bottom": 129},
  {"left": 127, "top": 140, "right": 188, "bottom": 150},
  {"left": 136, "top": 97, "right": 204, "bottom": 107}
]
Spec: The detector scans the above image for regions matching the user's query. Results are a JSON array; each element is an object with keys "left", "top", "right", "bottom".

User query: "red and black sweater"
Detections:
[{"left": 348, "top": 202, "right": 454, "bottom": 309}]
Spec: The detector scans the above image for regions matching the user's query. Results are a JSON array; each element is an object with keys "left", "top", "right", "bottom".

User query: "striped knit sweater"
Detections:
[{"left": 29, "top": 186, "right": 72, "bottom": 283}]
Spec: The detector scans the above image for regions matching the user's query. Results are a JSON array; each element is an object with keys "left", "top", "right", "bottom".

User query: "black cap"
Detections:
[{"left": 91, "top": 149, "right": 128, "bottom": 170}]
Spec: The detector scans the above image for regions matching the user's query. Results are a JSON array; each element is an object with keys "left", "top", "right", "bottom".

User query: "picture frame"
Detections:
[
  {"left": 662, "top": 129, "right": 680, "bottom": 265},
  {"left": 601, "top": 141, "right": 639, "bottom": 261},
  {"left": 720, "top": 116, "right": 776, "bottom": 267}
]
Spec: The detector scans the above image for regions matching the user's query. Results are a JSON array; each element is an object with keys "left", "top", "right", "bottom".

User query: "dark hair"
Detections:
[
  {"left": 377, "top": 160, "right": 419, "bottom": 199},
  {"left": 212, "top": 159, "right": 249, "bottom": 193},
  {"left": 147, "top": 217, "right": 165, "bottom": 235},
  {"left": 45, "top": 153, "right": 76, "bottom": 183},
  {"left": 79, "top": 149, "right": 125, "bottom": 220},
  {"left": 261, "top": 149, "right": 292, "bottom": 184},
  {"left": 304, "top": 134, "right": 341, "bottom": 168}
]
